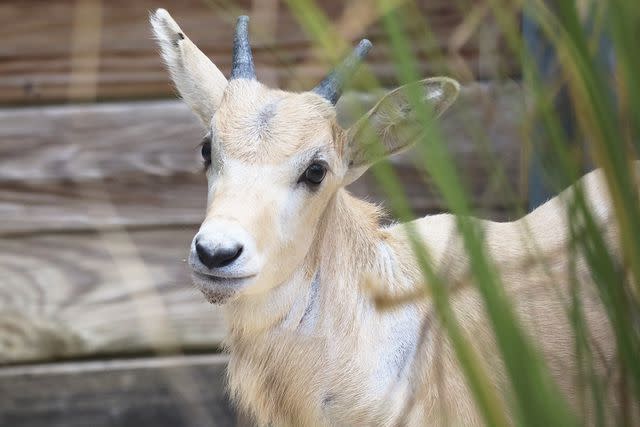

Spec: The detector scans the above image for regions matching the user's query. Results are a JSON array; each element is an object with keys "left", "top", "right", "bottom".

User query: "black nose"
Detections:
[{"left": 195, "top": 240, "right": 243, "bottom": 269}]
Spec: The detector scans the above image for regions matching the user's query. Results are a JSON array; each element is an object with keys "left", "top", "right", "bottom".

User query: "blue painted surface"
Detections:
[
  {"left": 523, "top": 4, "right": 613, "bottom": 211},
  {"left": 523, "top": 7, "right": 574, "bottom": 210}
]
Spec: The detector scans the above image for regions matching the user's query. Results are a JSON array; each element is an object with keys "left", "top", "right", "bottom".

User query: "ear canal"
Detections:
[
  {"left": 313, "top": 39, "right": 373, "bottom": 105},
  {"left": 230, "top": 15, "right": 256, "bottom": 80}
]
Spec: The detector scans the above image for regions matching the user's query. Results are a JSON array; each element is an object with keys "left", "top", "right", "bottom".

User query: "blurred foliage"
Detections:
[{"left": 285, "top": 0, "right": 640, "bottom": 425}]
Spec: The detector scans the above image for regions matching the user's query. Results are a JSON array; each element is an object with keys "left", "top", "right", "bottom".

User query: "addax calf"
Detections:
[{"left": 151, "top": 9, "right": 631, "bottom": 426}]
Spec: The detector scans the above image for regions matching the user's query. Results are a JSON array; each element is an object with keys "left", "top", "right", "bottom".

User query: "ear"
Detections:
[
  {"left": 343, "top": 77, "right": 460, "bottom": 185},
  {"left": 150, "top": 9, "right": 228, "bottom": 127}
]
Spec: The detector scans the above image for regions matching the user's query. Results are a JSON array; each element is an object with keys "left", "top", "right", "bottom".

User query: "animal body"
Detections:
[{"left": 151, "top": 9, "right": 630, "bottom": 426}]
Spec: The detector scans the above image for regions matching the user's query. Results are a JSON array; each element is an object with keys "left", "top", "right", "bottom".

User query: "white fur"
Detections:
[{"left": 150, "top": 9, "right": 228, "bottom": 125}]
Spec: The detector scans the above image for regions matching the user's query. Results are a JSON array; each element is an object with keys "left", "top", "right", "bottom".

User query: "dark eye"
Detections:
[
  {"left": 300, "top": 162, "right": 327, "bottom": 186},
  {"left": 201, "top": 140, "right": 212, "bottom": 167}
]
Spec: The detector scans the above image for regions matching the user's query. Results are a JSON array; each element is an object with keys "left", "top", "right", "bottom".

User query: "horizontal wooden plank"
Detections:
[
  {"left": 0, "top": 82, "right": 526, "bottom": 236},
  {"left": 0, "top": 0, "right": 519, "bottom": 104},
  {"left": 0, "top": 177, "right": 206, "bottom": 236},
  {"left": 0, "top": 100, "right": 203, "bottom": 182},
  {"left": 0, "top": 228, "right": 227, "bottom": 363},
  {"left": 0, "top": 354, "right": 240, "bottom": 427}
]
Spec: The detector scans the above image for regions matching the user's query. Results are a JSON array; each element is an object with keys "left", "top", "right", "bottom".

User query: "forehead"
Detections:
[{"left": 213, "top": 80, "right": 339, "bottom": 163}]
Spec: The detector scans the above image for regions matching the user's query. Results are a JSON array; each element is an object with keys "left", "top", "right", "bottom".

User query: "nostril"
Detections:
[
  {"left": 218, "top": 245, "right": 243, "bottom": 267},
  {"left": 195, "top": 240, "right": 214, "bottom": 268},
  {"left": 195, "top": 240, "right": 243, "bottom": 269}
]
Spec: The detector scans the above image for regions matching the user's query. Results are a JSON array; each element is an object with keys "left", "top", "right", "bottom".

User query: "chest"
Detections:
[{"left": 227, "top": 305, "right": 423, "bottom": 426}]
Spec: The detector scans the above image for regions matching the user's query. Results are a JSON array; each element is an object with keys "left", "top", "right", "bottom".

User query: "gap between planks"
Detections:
[{"left": 0, "top": 352, "right": 229, "bottom": 376}]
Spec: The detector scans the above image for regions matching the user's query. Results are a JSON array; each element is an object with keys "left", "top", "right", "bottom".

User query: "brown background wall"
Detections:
[{"left": 0, "top": 0, "right": 518, "bottom": 105}]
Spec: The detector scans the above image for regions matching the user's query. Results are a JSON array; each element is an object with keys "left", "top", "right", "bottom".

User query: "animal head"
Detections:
[{"left": 150, "top": 9, "right": 460, "bottom": 303}]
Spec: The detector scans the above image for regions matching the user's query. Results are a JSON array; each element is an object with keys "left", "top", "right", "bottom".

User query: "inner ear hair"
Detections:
[{"left": 342, "top": 77, "right": 460, "bottom": 185}]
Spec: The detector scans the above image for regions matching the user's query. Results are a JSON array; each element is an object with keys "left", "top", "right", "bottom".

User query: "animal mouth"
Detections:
[
  {"left": 190, "top": 271, "right": 256, "bottom": 304},
  {"left": 191, "top": 270, "right": 256, "bottom": 284}
]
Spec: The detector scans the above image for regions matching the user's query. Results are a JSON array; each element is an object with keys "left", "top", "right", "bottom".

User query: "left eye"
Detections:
[
  {"left": 201, "top": 139, "right": 212, "bottom": 168},
  {"left": 300, "top": 163, "right": 327, "bottom": 185}
]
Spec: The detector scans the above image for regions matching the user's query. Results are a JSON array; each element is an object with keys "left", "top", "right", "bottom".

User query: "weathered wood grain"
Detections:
[
  {"left": 0, "top": 354, "right": 239, "bottom": 427},
  {"left": 0, "top": 82, "right": 526, "bottom": 236},
  {"left": 0, "top": 99, "right": 205, "bottom": 235},
  {"left": 0, "top": 177, "right": 206, "bottom": 236},
  {"left": 0, "top": 0, "right": 519, "bottom": 104},
  {"left": 0, "top": 100, "right": 203, "bottom": 182},
  {"left": 0, "top": 228, "right": 226, "bottom": 363}
]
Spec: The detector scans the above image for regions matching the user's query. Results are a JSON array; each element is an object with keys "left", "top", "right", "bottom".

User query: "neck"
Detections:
[
  {"left": 224, "top": 189, "right": 425, "bottom": 425},
  {"left": 225, "top": 189, "right": 383, "bottom": 339}
]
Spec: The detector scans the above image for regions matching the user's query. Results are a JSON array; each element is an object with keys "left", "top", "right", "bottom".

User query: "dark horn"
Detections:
[
  {"left": 230, "top": 15, "right": 255, "bottom": 80},
  {"left": 313, "top": 39, "right": 372, "bottom": 105}
]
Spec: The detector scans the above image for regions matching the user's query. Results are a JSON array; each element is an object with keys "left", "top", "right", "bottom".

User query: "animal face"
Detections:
[
  {"left": 151, "top": 9, "right": 460, "bottom": 303},
  {"left": 191, "top": 81, "right": 348, "bottom": 302}
]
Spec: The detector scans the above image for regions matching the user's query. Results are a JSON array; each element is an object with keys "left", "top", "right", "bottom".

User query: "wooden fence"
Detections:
[
  {"left": 0, "top": 0, "right": 517, "bottom": 105},
  {"left": 0, "top": 1, "right": 524, "bottom": 425}
]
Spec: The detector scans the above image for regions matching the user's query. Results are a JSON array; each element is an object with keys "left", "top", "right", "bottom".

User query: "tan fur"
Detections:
[{"left": 151, "top": 10, "right": 634, "bottom": 426}]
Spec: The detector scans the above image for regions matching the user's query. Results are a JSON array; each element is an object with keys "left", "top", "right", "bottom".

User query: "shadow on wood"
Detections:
[{"left": 0, "top": 354, "right": 241, "bottom": 427}]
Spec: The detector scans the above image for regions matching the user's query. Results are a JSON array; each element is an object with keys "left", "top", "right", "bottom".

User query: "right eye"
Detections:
[
  {"left": 298, "top": 162, "right": 327, "bottom": 188},
  {"left": 201, "top": 139, "right": 212, "bottom": 168}
]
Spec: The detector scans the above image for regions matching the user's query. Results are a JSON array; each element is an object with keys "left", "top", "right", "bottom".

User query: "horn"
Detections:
[
  {"left": 313, "top": 39, "right": 372, "bottom": 105},
  {"left": 230, "top": 15, "right": 256, "bottom": 80}
]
